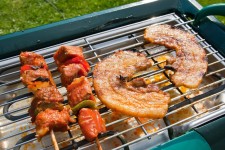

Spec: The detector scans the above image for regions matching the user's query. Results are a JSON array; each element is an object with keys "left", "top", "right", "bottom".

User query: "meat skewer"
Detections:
[
  {"left": 50, "top": 130, "right": 59, "bottom": 150},
  {"left": 20, "top": 52, "right": 75, "bottom": 149},
  {"left": 54, "top": 45, "right": 106, "bottom": 149}
]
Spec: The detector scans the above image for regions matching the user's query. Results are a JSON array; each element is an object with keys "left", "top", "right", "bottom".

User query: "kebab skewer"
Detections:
[
  {"left": 19, "top": 52, "right": 75, "bottom": 149},
  {"left": 53, "top": 46, "right": 106, "bottom": 146}
]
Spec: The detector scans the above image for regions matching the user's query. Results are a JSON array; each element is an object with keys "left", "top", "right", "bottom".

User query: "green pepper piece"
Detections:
[{"left": 72, "top": 100, "right": 96, "bottom": 115}]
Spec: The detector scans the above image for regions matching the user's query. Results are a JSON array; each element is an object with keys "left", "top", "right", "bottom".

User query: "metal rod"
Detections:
[{"left": 113, "top": 101, "right": 225, "bottom": 150}]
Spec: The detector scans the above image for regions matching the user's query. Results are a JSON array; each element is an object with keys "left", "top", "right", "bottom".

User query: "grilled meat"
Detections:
[
  {"left": 67, "top": 76, "right": 95, "bottom": 107},
  {"left": 28, "top": 86, "right": 64, "bottom": 122},
  {"left": 20, "top": 68, "right": 55, "bottom": 92},
  {"left": 78, "top": 108, "right": 106, "bottom": 141},
  {"left": 35, "top": 108, "right": 75, "bottom": 141},
  {"left": 59, "top": 63, "right": 88, "bottom": 87},
  {"left": 21, "top": 69, "right": 50, "bottom": 85},
  {"left": 53, "top": 45, "right": 84, "bottom": 66},
  {"left": 34, "top": 86, "right": 64, "bottom": 103},
  {"left": 93, "top": 50, "right": 170, "bottom": 118},
  {"left": 29, "top": 99, "right": 64, "bottom": 122},
  {"left": 144, "top": 24, "right": 208, "bottom": 88},
  {"left": 20, "top": 52, "right": 75, "bottom": 141},
  {"left": 20, "top": 52, "right": 47, "bottom": 67}
]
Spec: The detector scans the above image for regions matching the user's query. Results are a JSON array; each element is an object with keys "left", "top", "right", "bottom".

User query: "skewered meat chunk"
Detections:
[
  {"left": 29, "top": 99, "right": 64, "bottom": 122},
  {"left": 20, "top": 68, "right": 55, "bottom": 92},
  {"left": 34, "top": 86, "right": 64, "bottom": 103},
  {"left": 53, "top": 45, "right": 84, "bottom": 66},
  {"left": 78, "top": 108, "right": 106, "bottom": 141},
  {"left": 21, "top": 69, "right": 51, "bottom": 85},
  {"left": 67, "top": 76, "right": 95, "bottom": 107},
  {"left": 20, "top": 52, "right": 48, "bottom": 67},
  {"left": 93, "top": 50, "right": 170, "bottom": 118},
  {"left": 144, "top": 24, "right": 208, "bottom": 88},
  {"left": 35, "top": 108, "right": 75, "bottom": 141},
  {"left": 59, "top": 63, "right": 88, "bottom": 87},
  {"left": 28, "top": 86, "right": 64, "bottom": 122}
]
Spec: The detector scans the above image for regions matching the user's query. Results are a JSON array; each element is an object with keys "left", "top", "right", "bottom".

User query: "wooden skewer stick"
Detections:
[
  {"left": 50, "top": 130, "right": 59, "bottom": 150},
  {"left": 96, "top": 137, "right": 103, "bottom": 150}
]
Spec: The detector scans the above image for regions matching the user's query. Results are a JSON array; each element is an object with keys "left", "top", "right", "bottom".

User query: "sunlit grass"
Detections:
[
  {"left": 0, "top": 0, "right": 138, "bottom": 35},
  {"left": 197, "top": 0, "right": 225, "bottom": 24},
  {"left": 0, "top": 0, "right": 224, "bottom": 35}
]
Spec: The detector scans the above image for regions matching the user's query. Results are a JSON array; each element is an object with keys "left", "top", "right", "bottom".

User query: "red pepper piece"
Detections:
[
  {"left": 64, "top": 56, "right": 90, "bottom": 72},
  {"left": 20, "top": 64, "right": 48, "bottom": 74},
  {"left": 78, "top": 108, "right": 106, "bottom": 141},
  {"left": 20, "top": 65, "right": 32, "bottom": 73}
]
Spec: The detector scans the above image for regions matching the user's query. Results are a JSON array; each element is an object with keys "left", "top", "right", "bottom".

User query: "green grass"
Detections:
[
  {"left": 0, "top": 0, "right": 138, "bottom": 35},
  {"left": 0, "top": 0, "right": 224, "bottom": 35},
  {"left": 197, "top": 0, "right": 225, "bottom": 24}
]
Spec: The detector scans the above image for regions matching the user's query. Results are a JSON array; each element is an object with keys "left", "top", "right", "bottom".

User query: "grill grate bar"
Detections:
[
  {"left": 0, "top": 93, "right": 33, "bottom": 107},
  {"left": 6, "top": 80, "right": 225, "bottom": 149},
  {"left": 113, "top": 101, "right": 225, "bottom": 150},
  {"left": 42, "top": 91, "right": 225, "bottom": 150},
  {"left": 0, "top": 116, "right": 30, "bottom": 128},
  {"left": 170, "top": 78, "right": 225, "bottom": 102},
  {"left": 206, "top": 68, "right": 225, "bottom": 77},
  {"left": 86, "top": 42, "right": 144, "bottom": 61},
  {"left": 41, "top": 13, "right": 181, "bottom": 57},
  {"left": 0, "top": 13, "right": 179, "bottom": 71},
  {"left": 0, "top": 13, "right": 193, "bottom": 80},
  {"left": 8, "top": 138, "right": 37, "bottom": 150},
  {"left": 1, "top": 56, "right": 224, "bottom": 124},
  {"left": 135, "top": 117, "right": 150, "bottom": 137},
  {"left": 0, "top": 86, "right": 26, "bottom": 97},
  {"left": 0, "top": 105, "right": 29, "bottom": 118},
  {"left": 0, "top": 127, "right": 35, "bottom": 142},
  {"left": 173, "top": 19, "right": 194, "bottom": 27},
  {"left": 0, "top": 25, "right": 212, "bottom": 88}
]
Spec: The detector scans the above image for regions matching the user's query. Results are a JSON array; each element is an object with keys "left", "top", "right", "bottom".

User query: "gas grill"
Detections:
[{"left": 0, "top": 0, "right": 225, "bottom": 150}]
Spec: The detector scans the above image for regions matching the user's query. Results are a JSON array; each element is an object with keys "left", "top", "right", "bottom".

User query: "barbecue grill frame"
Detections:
[{"left": 0, "top": 0, "right": 225, "bottom": 59}]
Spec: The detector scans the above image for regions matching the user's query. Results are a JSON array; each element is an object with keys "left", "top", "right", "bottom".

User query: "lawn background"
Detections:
[{"left": 0, "top": 0, "right": 224, "bottom": 35}]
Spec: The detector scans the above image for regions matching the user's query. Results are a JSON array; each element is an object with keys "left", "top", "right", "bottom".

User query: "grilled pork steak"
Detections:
[
  {"left": 93, "top": 51, "right": 170, "bottom": 118},
  {"left": 144, "top": 24, "right": 208, "bottom": 88}
]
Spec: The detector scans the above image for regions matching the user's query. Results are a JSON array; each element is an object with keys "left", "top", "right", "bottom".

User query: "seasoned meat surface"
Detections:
[
  {"left": 144, "top": 24, "right": 208, "bottom": 88},
  {"left": 20, "top": 52, "right": 47, "bottom": 67},
  {"left": 20, "top": 52, "right": 56, "bottom": 92},
  {"left": 28, "top": 86, "right": 65, "bottom": 122},
  {"left": 35, "top": 108, "right": 75, "bottom": 141},
  {"left": 78, "top": 108, "right": 106, "bottom": 141},
  {"left": 54, "top": 45, "right": 84, "bottom": 66},
  {"left": 34, "top": 86, "right": 64, "bottom": 103},
  {"left": 29, "top": 99, "right": 64, "bottom": 122},
  {"left": 21, "top": 69, "right": 50, "bottom": 85},
  {"left": 67, "top": 76, "right": 94, "bottom": 107},
  {"left": 59, "top": 63, "right": 88, "bottom": 87},
  {"left": 93, "top": 51, "right": 170, "bottom": 118}
]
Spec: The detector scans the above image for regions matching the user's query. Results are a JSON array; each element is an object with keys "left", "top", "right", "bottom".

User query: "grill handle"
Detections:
[{"left": 193, "top": 3, "right": 225, "bottom": 26}]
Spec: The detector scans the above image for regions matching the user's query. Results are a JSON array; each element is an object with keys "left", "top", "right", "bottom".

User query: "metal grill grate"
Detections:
[{"left": 0, "top": 13, "right": 225, "bottom": 150}]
